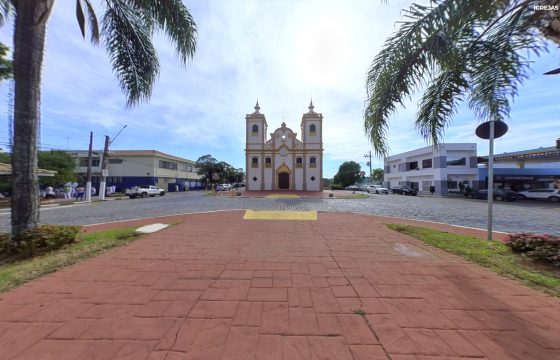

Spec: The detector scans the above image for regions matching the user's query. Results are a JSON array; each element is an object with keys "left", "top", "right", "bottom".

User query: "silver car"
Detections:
[
  {"left": 365, "top": 185, "right": 390, "bottom": 194},
  {"left": 517, "top": 188, "right": 560, "bottom": 202}
]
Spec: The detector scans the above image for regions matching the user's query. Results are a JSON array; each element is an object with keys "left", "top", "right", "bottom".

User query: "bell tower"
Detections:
[
  {"left": 245, "top": 100, "right": 268, "bottom": 191},
  {"left": 246, "top": 100, "right": 267, "bottom": 146},
  {"left": 301, "top": 100, "right": 322, "bottom": 145},
  {"left": 300, "top": 100, "right": 323, "bottom": 191}
]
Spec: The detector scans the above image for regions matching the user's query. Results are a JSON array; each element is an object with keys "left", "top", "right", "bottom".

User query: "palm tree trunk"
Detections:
[{"left": 11, "top": 0, "right": 54, "bottom": 238}]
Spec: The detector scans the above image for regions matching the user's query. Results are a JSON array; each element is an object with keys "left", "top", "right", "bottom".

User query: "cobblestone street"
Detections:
[{"left": 0, "top": 191, "right": 557, "bottom": 235}]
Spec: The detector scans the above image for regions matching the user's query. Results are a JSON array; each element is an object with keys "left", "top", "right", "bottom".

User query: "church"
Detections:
[{"left": 245, "top": 101, "right": 324, "bottom": 191}]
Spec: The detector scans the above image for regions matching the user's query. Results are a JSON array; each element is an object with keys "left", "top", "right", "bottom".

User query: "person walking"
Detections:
[
  {"left": 45, "top": 186, "right": 55, "bottom": 199},
  {"left": 76, "top": 186, "right": 85, "bottom": 201},
  {"left": 63, "top": 183, "right": 72, "bottom": 200}
]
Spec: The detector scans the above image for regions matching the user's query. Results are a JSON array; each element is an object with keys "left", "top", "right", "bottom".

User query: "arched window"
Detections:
[
  {"left": 252, "top": 124, "right": 259, "bottom": 133},
  {"left": 265, "top": 157, "right": 271, "bottom": 167},
  {"left": 296, "top": 157, "right": 303, "bottom": 167},
  {"left": 310, "top": 157, "right": 317, "bottom": 167},
  {"left": 251, "top": 157, "right": 259, "bottom": 168},
  {"left": 309, "top": 124, "right": 316, "bottom": 133}
]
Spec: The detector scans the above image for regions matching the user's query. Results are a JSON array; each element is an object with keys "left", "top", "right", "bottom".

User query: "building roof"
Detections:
[
  {"left": 109, "top": 150, "right": 197, "bottom": 164},
  {"left": 0, "top": 163, "right": 57, "bottom": 177},
  {"left": 479, "top": 146, "right": 560, "bottom": 162}
]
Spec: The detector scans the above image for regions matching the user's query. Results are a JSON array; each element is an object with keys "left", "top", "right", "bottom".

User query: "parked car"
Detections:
[
  {"left": 216, "top": 184, "right": 232, "bottom": 191},
  {"left": 345, "top": 185, "right": 360, "bottom": 191},
  {"left": 364, "top": 185, "right": 390, "bottom": 194},
  {"left": 390, "top": 185, "right": 417, "bottom": 196},
  {"left": 468, "top": 189, "right": 518, "bottom": 202},
  {"left": 517, "top": 188, "right": 560, "bottom": 202},
  {"left": 125, "top": 185, "right": 165, "bottom": 199}
]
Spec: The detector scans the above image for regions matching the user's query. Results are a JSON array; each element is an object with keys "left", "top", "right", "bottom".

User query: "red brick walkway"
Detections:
[{"left": 1, "top": 211, "right": 558, "bottom": 359}]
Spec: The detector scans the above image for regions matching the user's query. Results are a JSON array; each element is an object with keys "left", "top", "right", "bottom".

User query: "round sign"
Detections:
[{"left": 475, "top": 120, "right": 508, "bottom": 139}]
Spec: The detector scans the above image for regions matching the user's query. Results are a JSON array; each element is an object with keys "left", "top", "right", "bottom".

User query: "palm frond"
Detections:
[
  {"left": 466, "top": 3, "right": 545, "bottom": 122},
  {"left": 416, "top": 67, "right": 468, "bottom": 146},
  {"left": 364, "top": 0, "right": 549, "bottom": 156},
  {"left": 0, "top": 0, "right": 11, "bottom": 26},
  {"left": 125, "top": 0, "right": 197, "bottom": 64},
  {"left": 76, "top": 0, "right": 100, "bottom": 44},
  {"left": 365, "top": 0, "right": 502, "bottom": 156},
  {"left": 103, "top": 0, "right": 160, "bottom": 106}
]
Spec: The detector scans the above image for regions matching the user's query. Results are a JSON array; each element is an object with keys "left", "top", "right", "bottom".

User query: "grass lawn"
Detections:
[
  {"left": 0, "top": 227, "right": 140, "bottom": 293},
  {"left": 387, "top": 224, "right": 560, "bottom": 297}
]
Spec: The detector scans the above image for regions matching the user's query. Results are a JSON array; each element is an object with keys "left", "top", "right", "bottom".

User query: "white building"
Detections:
[
  {"left": 245, "top": 101, "right": 324, "bottom": 191},
  {"left": 384, "top": 143, "right": 478, "bottom": 195},
  {"left": 67, "top": 150, "right": 204, "bottom": 192}
]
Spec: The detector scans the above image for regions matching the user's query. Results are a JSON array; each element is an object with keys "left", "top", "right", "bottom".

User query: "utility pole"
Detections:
[
  {"left": 85, "top": 131, "right": 93, "bottom": 202},
  {"left": 364, "top": 151, "right": 372, "bottom": 183},
  {"left": 99, "top": 135, "right": 109, "bottom": 201}
]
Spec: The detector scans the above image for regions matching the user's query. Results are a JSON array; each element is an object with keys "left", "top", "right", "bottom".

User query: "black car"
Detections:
[
  {"left": 468, "top": 189, "right": 518, "bottom": 202},
  {"left": 391, "top": 185, "right": 417, "bottom": 196}
]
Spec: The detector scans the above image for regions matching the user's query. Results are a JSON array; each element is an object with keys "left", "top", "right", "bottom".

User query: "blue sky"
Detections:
[{"left": 1, "top": 0, "right": 559, "bottom": 178}]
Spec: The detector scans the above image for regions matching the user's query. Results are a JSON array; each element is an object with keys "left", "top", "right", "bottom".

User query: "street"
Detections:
[{"left": 0, "top": 191, "right": 557, "bottom": 235}]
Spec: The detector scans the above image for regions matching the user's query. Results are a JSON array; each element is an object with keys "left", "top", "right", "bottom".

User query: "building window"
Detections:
[
  {"left": 252, "top": 124, "right": 258, "bottom": 135},
  {"left": 447, "top": 180, "right": 458, "bottom": 189},
  {"left": 159, "top": 160, "right": 177, "bottom": 170},
  {"left": 251, "top": 157, "right": 259, "bottom": 168},
  {"left": 265, "top": 157, "right": 272, "bottom": 168},
  {"left": 309, "top": 124, "right": 316, "bottom": 134},
  {"left": 409, "top": 161, "right": 418, "bottom": 170},
  {"left": 79, "top": 157, "right": 100, "bottom": 167},
  {"left": 422, "top": 159, "right": 432, "bottom": 168},
  {"left": 310, "top": 157, "right": 317, "bottom": 168},
  {"left": 446, "top": 157, "right": 466, "bottom": 166},
  {"left": 296, "top": 157, "right": 303, "bottom": 168}
]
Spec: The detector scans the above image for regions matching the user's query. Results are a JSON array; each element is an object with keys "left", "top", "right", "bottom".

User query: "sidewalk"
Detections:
[{"left": 0, "top": 211, "right": 558, "bottom": 359}]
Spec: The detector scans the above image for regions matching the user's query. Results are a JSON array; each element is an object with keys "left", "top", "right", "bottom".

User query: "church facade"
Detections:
[{"left": 245, "top": 101, "right": 324, "bottom": 191}]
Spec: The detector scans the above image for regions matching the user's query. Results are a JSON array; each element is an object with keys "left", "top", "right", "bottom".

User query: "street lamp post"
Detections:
[
  {"left": 99, "top": 125, "right": 127, "bottom": 201},
  {"left": 476, "top": 120, "right": 508, "bottom": 240},
  {"left": 364, "top": 151, "right": 372, "bottom": 183}
]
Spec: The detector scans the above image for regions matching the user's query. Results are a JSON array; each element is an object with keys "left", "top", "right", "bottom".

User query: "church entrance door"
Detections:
[{"left": 278, "top": 173, "right": 289, "bottom": 189}]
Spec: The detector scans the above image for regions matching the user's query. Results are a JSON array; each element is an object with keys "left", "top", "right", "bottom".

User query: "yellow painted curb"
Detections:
[
  {"left": 243, "top": 210, "right": 317, "bottom": 220},
  {"left": 265, "top": 194, "right": 301, "bottom": 199}
]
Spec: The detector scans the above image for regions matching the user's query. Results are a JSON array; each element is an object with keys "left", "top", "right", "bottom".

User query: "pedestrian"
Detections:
[
  {"left": 44, "top": 186, "right": 54, "bottom": 199},
  {"left": 76, "top": 186, "right": 85, "bottom": 201},
  {"left": 91, "top": 186, "right": 97, "bottom": 196},
  {"left": 175, "top": 185, "right": 179, "bottom": 192},
  {"left": 64, "top": 182, "right": 72, "bottom": 199}
]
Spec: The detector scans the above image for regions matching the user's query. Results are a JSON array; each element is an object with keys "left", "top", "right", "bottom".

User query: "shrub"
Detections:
[
  {"left": 331, "top": 184, "right": 344, "bottom": 190},
  {"left": 506, "top": 233, "right": 560, "bottom": 266},
  {"left": 1, "top": 225, "right": 81, "bottom": 257}
]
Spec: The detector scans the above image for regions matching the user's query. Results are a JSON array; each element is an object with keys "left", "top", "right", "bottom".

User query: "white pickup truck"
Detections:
[{"left": 125, "top": 185, "right": 165, "bottom": 199}]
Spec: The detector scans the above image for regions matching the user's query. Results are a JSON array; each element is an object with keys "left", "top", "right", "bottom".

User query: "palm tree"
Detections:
[
  {"left": 364, "top": 0, "right": 560, "bottom": 157},
  {"left": 1, "top": 0, "right": 197, "bottom": 237}
]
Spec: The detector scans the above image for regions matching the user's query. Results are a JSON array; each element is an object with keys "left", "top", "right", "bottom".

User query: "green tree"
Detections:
[
  {"left": 333, "top": 161, "right": 361, "bottom": 188},
  {"left": 196, "top": 155, "right": 222, "bottom": 186},
  {"left": 0, "top": 42, "right": 12, "bottom": 81},
  {"left": 371, "top": 168, "right": 384, "bottom": 182},
  {"left": 1, "top": 1, "right": 197, "bottom": 237},
  {"left": 364, "top": 0, "right": 560, "bottom": 157},
  {"left": 0, "top": 152, "right": 10, "bottom": 164},
  {"left": 37, "top": 150, "right": 77, "bottom": 187}
]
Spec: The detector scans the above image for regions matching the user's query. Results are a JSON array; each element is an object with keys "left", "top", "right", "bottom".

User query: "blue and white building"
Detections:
[
  {"left": 384, "top": 143, "right": 479, "bottom": 196},
  {"left": 67, "top": 150, "right": 204, "bottom": 192}
]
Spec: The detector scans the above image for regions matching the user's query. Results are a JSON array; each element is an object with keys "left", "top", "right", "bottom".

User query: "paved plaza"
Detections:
[
  {"left": 0, "top": 191, "right": 557, "bottom": 235},
  {"left": 1, "top": 211, "right": 559, "bottom": 359}
]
